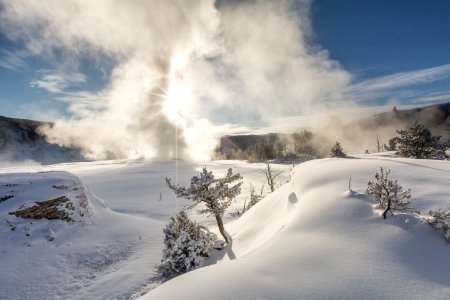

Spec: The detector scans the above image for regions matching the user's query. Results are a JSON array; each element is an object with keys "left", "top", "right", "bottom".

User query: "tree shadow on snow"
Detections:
[{"left": 204, "top": 241, "right": 237, "bottom": 267}]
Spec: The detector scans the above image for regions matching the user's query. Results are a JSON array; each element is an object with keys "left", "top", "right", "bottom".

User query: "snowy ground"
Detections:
[
  {"left": 144, "top": 154, "right": 450, "bottom": 299},
  {"left": 0, "top": 159, "right": 289, "bottom": 300},
  {"left": 2, "top": 154, "right": 450, "bottom": 299}
]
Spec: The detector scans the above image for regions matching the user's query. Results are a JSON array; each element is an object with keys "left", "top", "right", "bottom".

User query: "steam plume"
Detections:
[{"left": 0, "top": 0, "right": 352, "bottom": 160}]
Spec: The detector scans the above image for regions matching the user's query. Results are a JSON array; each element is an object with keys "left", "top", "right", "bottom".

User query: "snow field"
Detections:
[
  {"left": 144, "top": 154, "right": 450, "bottom": 299},
  {"left": 0, "top": 159, "right": 290, "bottom": 300}
]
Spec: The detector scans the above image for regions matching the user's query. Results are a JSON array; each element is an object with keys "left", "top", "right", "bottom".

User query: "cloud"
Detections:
[
  {"left": 346, "top": 64, "right": 450, "bottom": 102},
  {"left": 0, "top": 49, "right": 27, "bottom": 70},
  {"left": 30, "top": 70, "right": 86, "bottom": 93},
  {"left": 0, "top": 0, "right": 352, "bottom": 160},
  {"left": 413, "top": 91, "right": 450, "bottom": 104}
]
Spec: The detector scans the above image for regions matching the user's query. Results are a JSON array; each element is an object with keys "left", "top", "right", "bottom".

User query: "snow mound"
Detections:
[
  {"left": 143, "top": 156, "right": 450, "bottom": 299},
  {"left": 0, "top": 169, "right": 160, "bottom": 300},
  {"left": 1, "top": 171, "right": 91, "bottom": 243}
]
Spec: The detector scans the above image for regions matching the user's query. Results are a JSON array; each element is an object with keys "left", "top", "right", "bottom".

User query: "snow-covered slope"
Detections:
[
  {"left": 143, "top": 154, "right": 450, "bottom": 299},
  {"left": 2, "top": 155, "right": 449, "bottom": 299},
  {"left": 0, "top": 159, "right": 290, "bottom": 300},
  {"left": 0, "top": 170, "right": 162, "bottom": 300}
]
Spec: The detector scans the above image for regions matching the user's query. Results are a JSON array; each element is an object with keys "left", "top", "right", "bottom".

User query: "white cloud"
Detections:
[
  {"left": 30, "top": 70, "right": 86, "bottom": 93},
  {"left": 346, "top": 64, "right": 450, "bottom": 102},
  {"left": 413, "top": 91, "right": 450, "bottom": 103},
  {"left": 0, "top": 49, "right": 27, "bottom": 70}
]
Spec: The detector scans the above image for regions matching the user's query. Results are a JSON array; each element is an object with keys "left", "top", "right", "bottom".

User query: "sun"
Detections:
[{"left": 163, "top": 74, "right": 191, "bottom": 127}]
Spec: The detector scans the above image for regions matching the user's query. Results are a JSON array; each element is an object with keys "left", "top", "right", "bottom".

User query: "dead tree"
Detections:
[{"left": 258, "top": 163, "right": 283, "bottom": 192}]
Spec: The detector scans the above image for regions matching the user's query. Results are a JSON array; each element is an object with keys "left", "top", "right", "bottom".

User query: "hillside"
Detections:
[
  {"left": 0, "top": 115, "right": 83, "bottom": 164},
  {"left": 0, "top": 159, "right": 290, "bottom": 300},
  {"left": 355, "top": 101, "right": 450, "bottom": 135},
  {"left": 144, "top": 154, "right": 450, "bottom": 299},
  {"left": 216, "top": 102, "right": 450, "bottom": 158}
]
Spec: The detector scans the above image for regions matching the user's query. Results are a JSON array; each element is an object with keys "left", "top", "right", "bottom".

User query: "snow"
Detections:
[
  {"left": 143, "top": 154, "right": 450, "bottom": 299},
  {"left": 1, "top": 154, "right": 450, "bottom": 299},
  {"left": 0, "top": 159, "right": 289, "bottom": 300}
]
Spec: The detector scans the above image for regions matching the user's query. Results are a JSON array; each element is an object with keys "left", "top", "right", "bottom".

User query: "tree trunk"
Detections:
[
  {"left": 382, "top": 199, "right": 391, "bottom": 219},
  {"left": 215, "top": 213, "right": 230, "bottom": 243}
]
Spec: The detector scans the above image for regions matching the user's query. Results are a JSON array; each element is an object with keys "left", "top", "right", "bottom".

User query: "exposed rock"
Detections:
[
  {"left": 52, "top": 184, "right": 68, "bottom": 190},
  {"left": 8, "top": 194, "right": 89, "bottom": 222},
  {"left": 0, "top": 194, "right": 14, "bottom": 202}
]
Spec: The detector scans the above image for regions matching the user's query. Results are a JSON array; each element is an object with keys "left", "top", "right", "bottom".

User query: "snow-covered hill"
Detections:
[
  {"left": 1, "top": 155, "right": 450, "bottom": 299},
  {"left": 144, "top": 154, "right": 450, "bottom": 299}
]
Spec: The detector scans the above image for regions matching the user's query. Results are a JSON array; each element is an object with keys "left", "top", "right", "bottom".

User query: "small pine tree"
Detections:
[
  {"left": 330, "top": 141, "right": 346, "bottom": 158},
  {"left": 247, "top": 183, "right": 263, "bottom": 210},
  {"left": 427, "top": 210, "right": 450, "bottom": 240},
  {"left": 366, "top": 167, "right": 412, "bottom": 219},
  {"left": 166, "top": 168, "right": 242, "bottom": 243},
  {"left": 396, "top": 120, "right": 446, "bottom": 159},
  {"left": 158, "top": 210, "right": 217, "bottom": 277}
]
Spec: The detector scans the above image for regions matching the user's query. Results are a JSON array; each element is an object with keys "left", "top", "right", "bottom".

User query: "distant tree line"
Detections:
[{"left": 215, "top": 130, "right": 322, "bottom": 162}]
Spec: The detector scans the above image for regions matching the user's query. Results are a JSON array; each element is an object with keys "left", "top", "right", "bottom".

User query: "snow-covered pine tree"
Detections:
[
  {"left": 427, "top": 209, "right": 450, "bottom": 240},
  {"left": 366, "top": 167, "right": 411, "bottom": 219},
  {"left": 247, "top": 183, "right": 264, "bottom": 210},
  {"left": 396, "top": 120, "right": 446, "bottom": 159},
  {"left": 166, "top": 168, "right": 242, "bottom": 243},
  {"left": 330, "top": 141, "right": 346, "bottom": 158},
  {"left": 158, "top": 210, "right": 217, "bottom": 277}
]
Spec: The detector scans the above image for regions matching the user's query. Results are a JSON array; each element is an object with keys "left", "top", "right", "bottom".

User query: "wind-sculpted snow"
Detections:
[
  {"left": 2, "top": 156, "right": 449, "bottom": 299},
  {"left": 144, "top": 155, "right": 450, "bottom": 299},
  {"left": 0, "top": 159, "right": 290, "bottom": 300},
  {"left": 0, "top": 169, "right": 161, "bottom": 300}
]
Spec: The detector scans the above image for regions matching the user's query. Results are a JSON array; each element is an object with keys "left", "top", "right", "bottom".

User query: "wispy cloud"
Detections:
[
  {"left": 30, "top": 70, "right": 86, "bottom": 94},
  {"left": 413, "top": 91, "right": 450, "bottom": 103},
  {"left": 29, "top": 70, "right": 101, "bottom": 118},
  {"left": 0, "top": 49, "right": 27, "bottom": 70},
  {"left": 346, "top": 64, "right": 450, "bottom": 102}
]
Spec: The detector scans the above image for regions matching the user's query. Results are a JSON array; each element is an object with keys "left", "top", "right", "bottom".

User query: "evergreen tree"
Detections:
[
  {"left": 248, "top": 139, "right": 275, "bottom": 162},
  {"left": 384, "top": 137, "right": 399, "bottom": 151},
  {"left": 158, "top": 210, "right": 217, "bottom": 277},
  {"left": 330, "top": 141, "right": 346, "bottom": 158},
  {"left": 427, "top": 209, "right": 450, "bottom": 240},
  {"left": 396, "top": 120, "right": 446, "bottom": 159},
  {"left": 166, "top": 168, "right": 242, "bottom": 243},
  {"left": 246, "top": 183, "right": 263, "bottom": 210},
  {"left": 291, "top": 130, "right": 315, "bottom": 156},
  {"left": 366, "top": 167, "right": 411, "bottom": 219}
]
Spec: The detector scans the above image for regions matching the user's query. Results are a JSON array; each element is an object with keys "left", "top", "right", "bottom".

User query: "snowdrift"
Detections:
[
  {"left": 144, "top": 155, "right": 450, "bottom": 299},
  {"left": 0, "top": 170, "right": 160, "bottom": 300}
]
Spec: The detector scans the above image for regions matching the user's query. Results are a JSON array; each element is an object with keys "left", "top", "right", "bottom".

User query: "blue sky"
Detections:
[
  {"left": 1, "top": 0, "right": 450, "bottom": 121},
  {"left": 311, "top": 0, "right": 450, "bottom": 106}
]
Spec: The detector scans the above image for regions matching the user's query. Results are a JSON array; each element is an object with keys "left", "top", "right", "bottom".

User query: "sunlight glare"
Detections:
[{"left": 163, "top": 74, "right": 191, "bottom": 128}]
